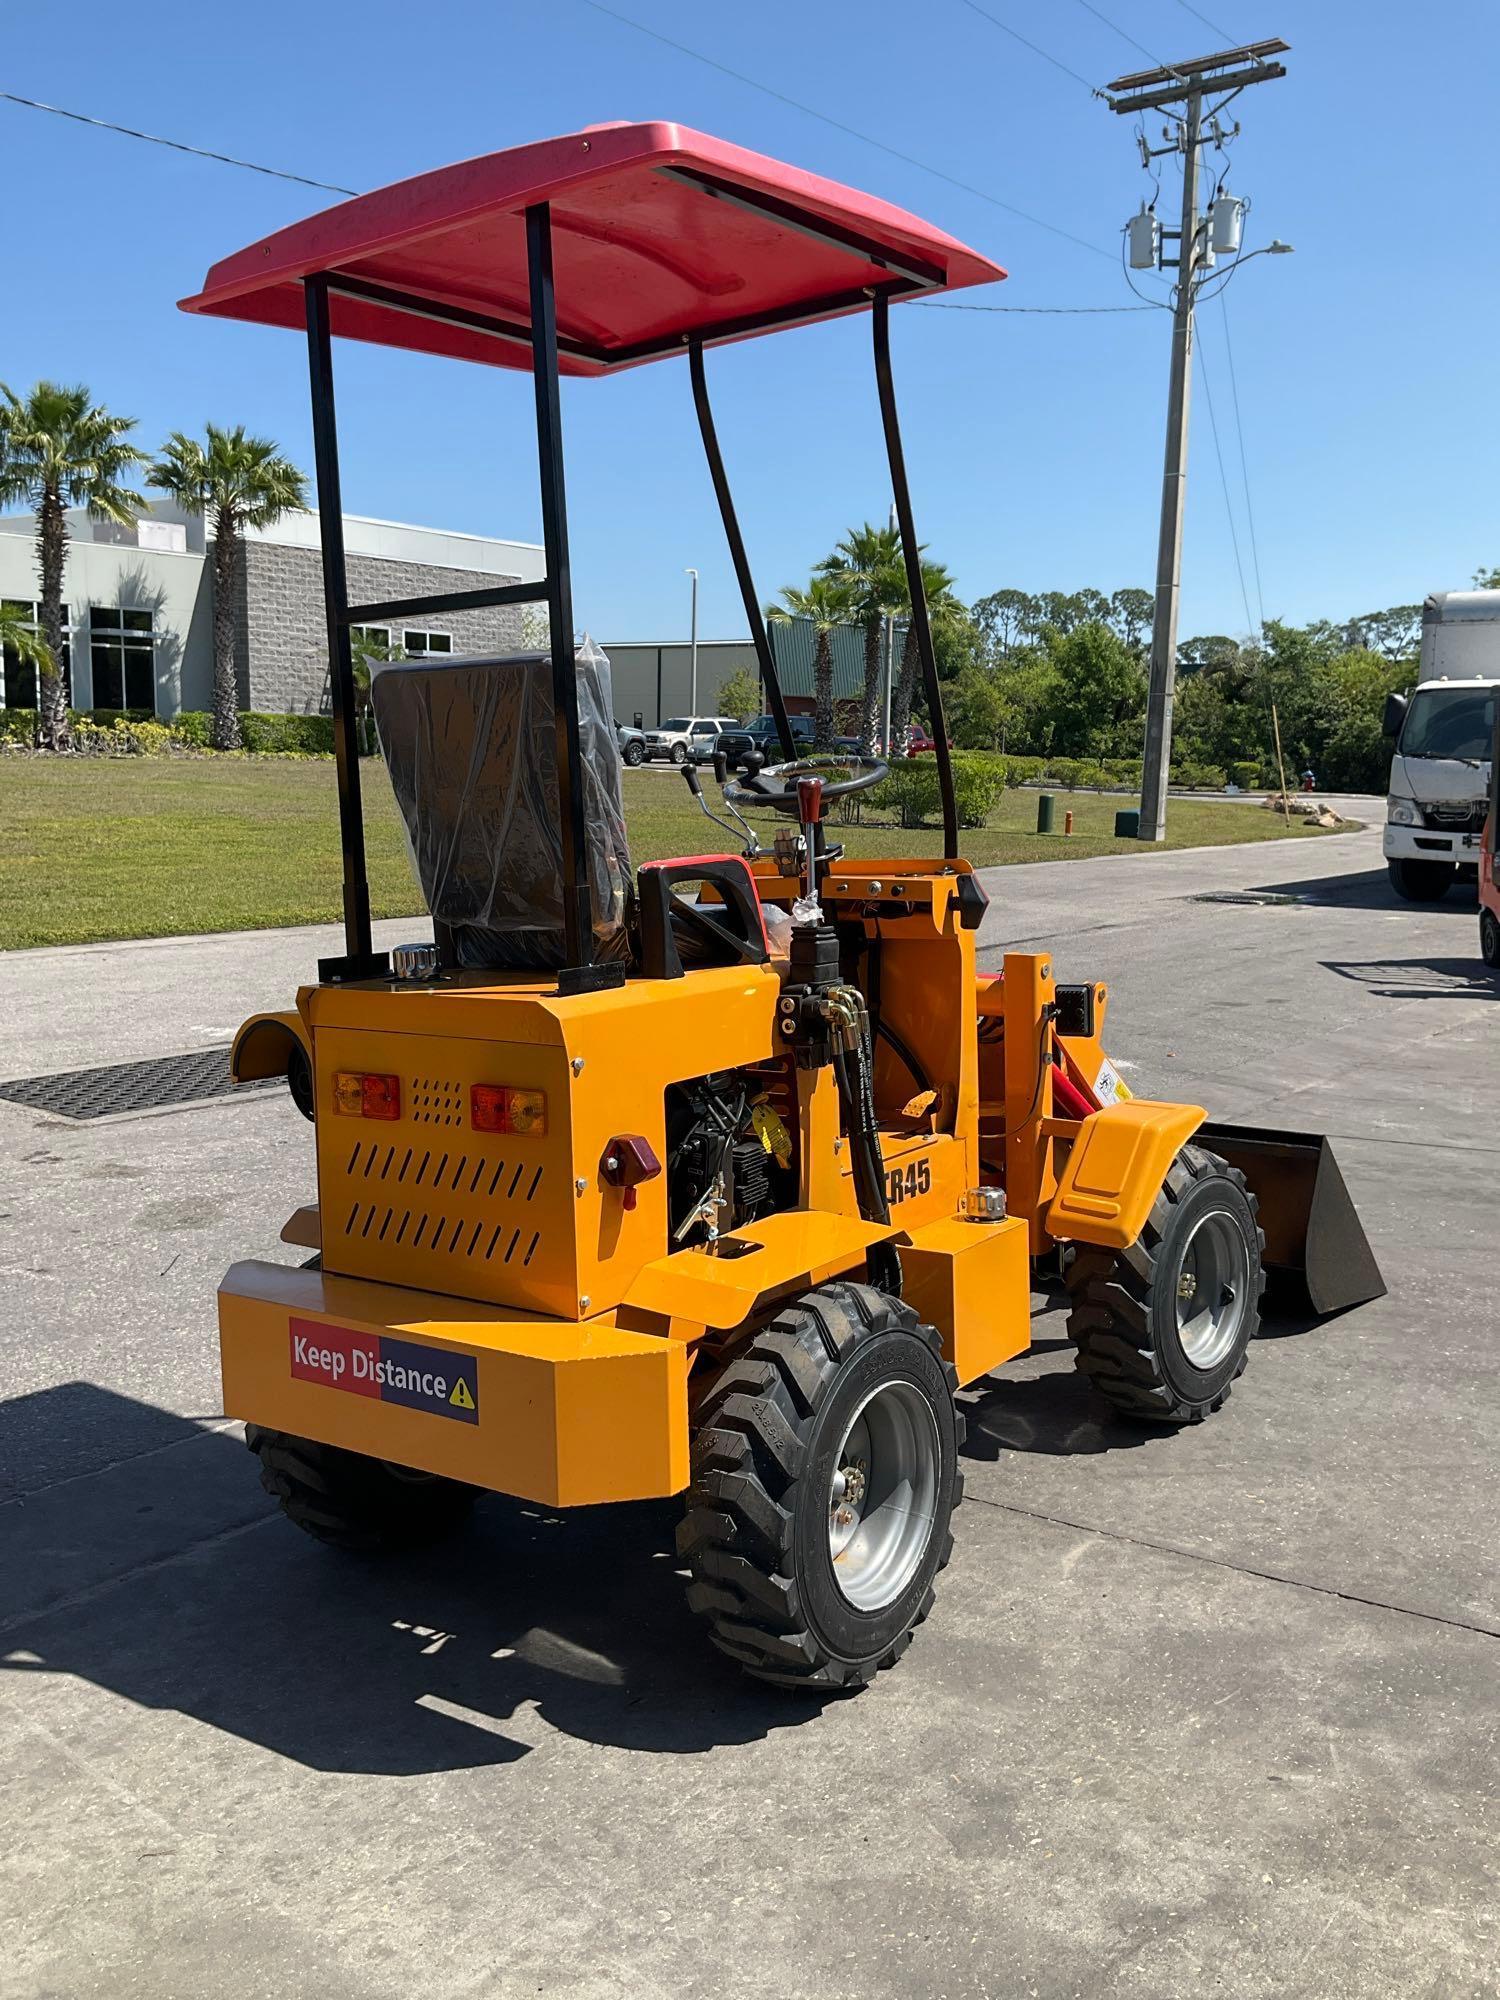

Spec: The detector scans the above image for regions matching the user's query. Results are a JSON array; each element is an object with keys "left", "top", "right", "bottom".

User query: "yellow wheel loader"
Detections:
[{"left": 189, "top": 121, "right": 1383, "bottom": 1689}]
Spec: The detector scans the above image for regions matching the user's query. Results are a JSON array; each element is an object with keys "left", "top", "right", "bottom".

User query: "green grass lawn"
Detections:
[{"left": 0, "top": 758, "right": 1348, "bottom": 950}]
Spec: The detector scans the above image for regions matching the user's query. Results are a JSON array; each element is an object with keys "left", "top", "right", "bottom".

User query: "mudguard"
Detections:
[
  {"left": 1046, "top": 1098, "right": 1205, "bottom": 1251},
  {"left": 230, "top": 1010, "right": 309, "bottom": 1083}
]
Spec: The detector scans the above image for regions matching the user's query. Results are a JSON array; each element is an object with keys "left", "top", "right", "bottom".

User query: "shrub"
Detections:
[
  {"left": 171, "top": 710, "right": 211, "bottom": 746},
  {"left": 0, "top": 709, "right": 37, "bottom": 746},
  {"left": 1170, "top": 760, "right": 1227, "bottom": 790},
  {"left": 237, "top": 711, "right": 335, "bottom": 754},
  {"left": 1005, "top": 754, "right": 1046, "bottom": 786},
  {"left": 949, "top": 752, "right": 1005, "bottom": 828},
  {"left": 867, "top": 753, "right": 1002, "bottom": 829},
  {"left": 867, "top": 759, "right": 941, "bottom": 828},
  {"left": 1042, "top": 757, "right": 1101, "bottom": 791},
  {"left": 1101, "top": 758, "right": 1143, "bottom": 788},
  {"left": 1228, "top": 759, "right": 1262, "bottom": 790}
]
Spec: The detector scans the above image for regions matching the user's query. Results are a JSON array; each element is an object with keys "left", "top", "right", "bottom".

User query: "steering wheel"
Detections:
[{"left": 724, "top": 755, "right": 888, "bottom": 815}]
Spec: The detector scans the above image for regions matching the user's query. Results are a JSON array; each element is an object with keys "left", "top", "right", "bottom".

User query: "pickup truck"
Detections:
[{"left": 642, "top": 714, "right": 740, "bottom": 763}]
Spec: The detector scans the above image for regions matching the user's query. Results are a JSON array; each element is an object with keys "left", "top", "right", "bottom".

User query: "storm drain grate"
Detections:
[
  {"left": 0, "top": 1045, "right": 280, "bottom": 1121},
  {"left": 1190, "top": 891, "right": 1305, "bottom": 907}
]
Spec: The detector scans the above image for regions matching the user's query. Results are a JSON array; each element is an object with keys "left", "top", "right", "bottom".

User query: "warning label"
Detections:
[{"left": 289, "top": 1317, "right": 479, "bottom": 1424}]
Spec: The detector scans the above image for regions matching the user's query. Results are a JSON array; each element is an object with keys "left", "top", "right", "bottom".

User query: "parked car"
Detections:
[
  {"left": 905, "top": 725, "right": 952, "bottom": 756},
  {"left": 615, "top": 721, "right": 647, "bottom": 766},
  {"left": 744, "top": 713, "right": 862, "bottom": 758},
  {"left": 643, "top": 714, "right": 740, "bottom": 763}
]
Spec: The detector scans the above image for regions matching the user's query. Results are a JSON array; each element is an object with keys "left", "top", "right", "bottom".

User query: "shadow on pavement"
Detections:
[
  {"left": 0, "top": 1384, "right": 822, "bottom": 1776},
  {"left": 1321, "top": 955, "right": 1498, "bottom": 1000},
  {"left": 1243, "top": 864, "right": 1477, "bottom": 912}
]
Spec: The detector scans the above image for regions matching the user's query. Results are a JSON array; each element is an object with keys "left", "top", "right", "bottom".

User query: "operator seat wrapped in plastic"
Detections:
[{"left": 369, "top": 638, "right": 631, "bottom": 971}]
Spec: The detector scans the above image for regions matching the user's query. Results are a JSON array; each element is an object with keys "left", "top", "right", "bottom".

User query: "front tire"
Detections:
[
  {"left": 623, "top": 739, "right": 645, "bottom": 766},
  {"left": 677, "top": 1282, "right": 963, "bottom": 1689},
  {"left": 1388, "top": 856, "right": 1454, "bottom": 902},
  {"left": 669, "top": 742, "right": 688, "bottom": 765},
  {"left": 247, "top": 1426, "right": 476, "bottom": 1552},
  {"left": 1064, "top": 1145, "right": 1264, "bottom": 1424},
  {"left": 1482, "top": 905, "right": 1500, "bottom": 967}
]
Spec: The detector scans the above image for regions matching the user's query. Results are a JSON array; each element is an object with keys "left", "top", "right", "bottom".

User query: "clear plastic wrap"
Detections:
[{"left": 370, "top": 638, "right": 632, "bottom": 971}]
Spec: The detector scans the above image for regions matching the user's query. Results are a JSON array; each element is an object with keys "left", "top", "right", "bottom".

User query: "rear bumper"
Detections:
[{"left": 219, "top": 1260, "right": 688, "bottom": 1507}]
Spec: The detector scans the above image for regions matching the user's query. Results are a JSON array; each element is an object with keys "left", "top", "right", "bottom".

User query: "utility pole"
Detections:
[
  {"left": 1105, "top": 39, "right": 1290, "bottom": 841},
  {"left": 685, "top": 566, "right": 699, "bottom": 711},
  {"left": 882, "top": 499, "right": 898, "bottom": 754}
]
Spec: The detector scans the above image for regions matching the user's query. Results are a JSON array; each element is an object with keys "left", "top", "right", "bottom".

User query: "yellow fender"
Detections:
[
  {"left": 1046, "top": 1098, "right": 1205, "bottom": 1251},
  {"left": 230, "top": 1010, "right": 310, "bottom": 1084}
]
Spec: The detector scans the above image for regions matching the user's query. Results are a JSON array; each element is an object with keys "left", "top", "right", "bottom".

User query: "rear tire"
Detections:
[
  {"left": 677, "top": 1281, "right": 963, "bottom": 1690},
  {"left": 1482, "top": 906, "right": 1500, "bottom": 967},
  {"left": 1064, "top": 1145, "right": 1265, "bottom": 1425},
  {"left": 1388, "top": 857, "right": 1454, "bottom": 902},
  {"left": 247, "top": 1426, "right": 476, "bottom": 1553}
]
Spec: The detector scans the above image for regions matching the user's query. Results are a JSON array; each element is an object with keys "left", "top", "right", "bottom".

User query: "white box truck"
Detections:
[{"left": 1382, "top": 591, "right": 1499, "bottom": 900}]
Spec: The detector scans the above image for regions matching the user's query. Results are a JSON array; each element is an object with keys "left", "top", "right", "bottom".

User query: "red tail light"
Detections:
[
  {"left": 470, "top": 1084, "right": 548, "bottom": 1135},
  {"left": 333, "top": 1070, "right": 401, "bottom": 1119}
]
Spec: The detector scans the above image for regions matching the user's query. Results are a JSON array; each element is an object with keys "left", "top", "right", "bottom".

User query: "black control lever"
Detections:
[{"left": 680, "top": 759, "right": 761, "bottom": 858}]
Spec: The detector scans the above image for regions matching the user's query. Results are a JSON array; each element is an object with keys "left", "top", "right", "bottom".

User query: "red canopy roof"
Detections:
[{"left": 180, "top": 121, "right": 1005, "bottom": 376}]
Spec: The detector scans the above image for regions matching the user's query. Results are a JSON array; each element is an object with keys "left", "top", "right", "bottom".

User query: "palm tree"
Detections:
[
  {"left": 150, "top": 425, "right": 307, "bottom": 749},
  {"left": 0, "top": 383, "right": 148, "bottom": 749},
  {"left": 817, "top": 523, "right": 906, "bottom": 754},
  {"left": 766, "top": 574, "right": 854, "bottom": 748},
  {"left": 889, "top": 558, "right": 959, "bottom": 750},
  {"left": 0, "top": 606, "right": 54, "bottom": 740}
]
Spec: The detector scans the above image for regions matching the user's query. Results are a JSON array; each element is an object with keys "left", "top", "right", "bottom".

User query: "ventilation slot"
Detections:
[{"left": 409, "top": 1076, "right": 466, "bottom": 1127}]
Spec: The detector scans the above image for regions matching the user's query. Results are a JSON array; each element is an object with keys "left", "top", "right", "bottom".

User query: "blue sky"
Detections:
[{"left": 8, "top": 0, "right": 1498, "bottom": 644}]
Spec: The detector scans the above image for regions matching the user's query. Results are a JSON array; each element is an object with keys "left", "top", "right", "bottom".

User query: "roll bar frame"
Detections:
[{"left": 302, "top": 213, "right": 958, "bottom": 988}]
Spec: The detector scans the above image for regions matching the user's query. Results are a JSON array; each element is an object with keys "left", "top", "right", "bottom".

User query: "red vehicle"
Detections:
[
  {"left": 1482, "top": 731, "right": 1500, "bottom": 965},
  {"left": 906, "top": 725, "right": 951, "bottom": 756}
]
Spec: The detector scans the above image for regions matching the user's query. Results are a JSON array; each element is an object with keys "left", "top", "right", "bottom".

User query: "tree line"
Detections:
[
  {"left": 0, "top": 380, "right": 306, "bottom": 752},
  {"left": 768, "top": 533, "right": 1475, "bottom": 790}
]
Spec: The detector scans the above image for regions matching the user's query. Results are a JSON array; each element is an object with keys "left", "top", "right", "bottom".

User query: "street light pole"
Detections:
[{"left": 685, "top": 567, "right": 699, "bottom": 712}]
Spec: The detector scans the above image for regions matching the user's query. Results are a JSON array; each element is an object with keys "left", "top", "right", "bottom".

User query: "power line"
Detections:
[
  {"left": 1068, "top": 0, "right": 1175, "bottom": 71},
  {"left": 1218, "top": 293, "right": 1266, "bottom": 630},
  {"left": 1170, "top": 0, "right": 1240, "bottom": 42},
  {"left": 954, "top": 0, "right": 1099, "bottom": 93},
  {"left": 0, "top": 89, "right": 357, "bottom": 195},
  {"left": 577, "top": 0, "right": 1113, "bottom": 261},
  {"left": 924, "top": 299, "right": 1157, "bottom": 313},
  {"left": 1195, "top": 326, "right": 1256, "bottom": 637}
]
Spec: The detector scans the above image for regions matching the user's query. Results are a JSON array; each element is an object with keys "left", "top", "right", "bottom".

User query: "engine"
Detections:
[{"left": 665, "top": 1060, "right": 797, "bottom": 1245}]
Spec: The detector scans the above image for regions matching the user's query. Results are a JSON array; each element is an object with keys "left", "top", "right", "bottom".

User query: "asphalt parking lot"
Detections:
[{"left": 1, "top": 813, "right": 1495, "bottom": 2000}]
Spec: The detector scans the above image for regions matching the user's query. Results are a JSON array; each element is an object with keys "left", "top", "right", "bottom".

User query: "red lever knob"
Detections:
[
  {"left": 796, "top": 775, "right": 825, "bottom": 824},
  {"left": 599, "top": 1134, "right": 662, "bottom": 1211}
]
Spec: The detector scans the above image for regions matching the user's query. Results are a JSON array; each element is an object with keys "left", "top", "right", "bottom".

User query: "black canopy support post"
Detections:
[
  {"left": 872, "top": 289, "right": 959, "bottom": 860},
  {"left": 304, "top": 275, "right": 389, "bottom": 984},
  {"left": 527, "top": 204, "right": 621, "bottom": 996},
  {"left": 688, "top": 337, "right": 796, "bottom": 760}
]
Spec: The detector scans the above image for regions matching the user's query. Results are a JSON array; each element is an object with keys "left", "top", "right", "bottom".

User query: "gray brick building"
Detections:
[{"left": 0, "top": 501, "right": 545, "bottom": 717}]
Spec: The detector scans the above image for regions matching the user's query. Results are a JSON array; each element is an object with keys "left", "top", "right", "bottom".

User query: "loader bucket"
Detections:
[{"left": 1196, "top": 1123, "right": 1386, "bottom": 1318}]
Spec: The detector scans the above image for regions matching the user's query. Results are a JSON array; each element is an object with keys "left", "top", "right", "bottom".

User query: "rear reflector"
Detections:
[
  {"left": 333, "top": 1070, "right": 401, "bottom": 1119},
  {"left": 471, "top": 1083, "right": 547, "bottom": 1135}
]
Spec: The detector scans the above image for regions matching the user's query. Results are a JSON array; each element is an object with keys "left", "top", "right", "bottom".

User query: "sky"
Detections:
[{"left": 8, "top": 0, "right": 1499, "bottom": 647}]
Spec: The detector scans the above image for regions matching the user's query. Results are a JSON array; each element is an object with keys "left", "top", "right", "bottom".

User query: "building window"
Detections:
[
  {"left": 1, "top": 600, "right": 71, "bottom": 710},
  {"left": 89, "top": 606, "right": 155, "bottom": 712},
  {"left": 349, "top": 625, "right": 391, "bottom": 660},
  {"left": 403, "top": 629, "right": 453, "bottom": 657}
]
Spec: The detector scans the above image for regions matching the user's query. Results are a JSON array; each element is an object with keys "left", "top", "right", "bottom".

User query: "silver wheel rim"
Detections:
[
  {"left": 827, "top": 1378, "right": 940, "bottom": 1612},
  {"left": 1174, "top": 1206, "right": 1251, "bottom": 1369}
]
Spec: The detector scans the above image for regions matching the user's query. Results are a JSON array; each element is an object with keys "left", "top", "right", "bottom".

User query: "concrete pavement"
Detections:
[{"left": 1, "top": 814, "right": 1495, "bottom": 2000}]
